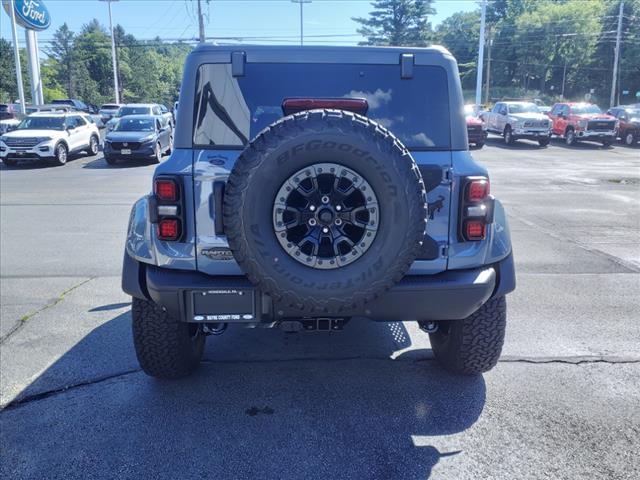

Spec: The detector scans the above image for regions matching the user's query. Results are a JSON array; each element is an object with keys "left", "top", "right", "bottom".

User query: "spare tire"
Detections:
[{"left": 223, "top": 109, "right": 427, "bottom": 314}]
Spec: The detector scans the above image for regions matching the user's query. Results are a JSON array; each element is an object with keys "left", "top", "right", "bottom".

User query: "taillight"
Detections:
[
  {"left": 153, "top": 176, "right": 183, "bottom": 241},
  {"left": 282, "top": 98, "right": 369, "bottom": 116},
  {"left": 158, "top": 219, "right": 180, "bottom": 241},
  {"left": 464, "top": 220, "right": 486, "bottom": 241},
  {"left": 155, "top": 179, "right": 177, "bottom": 201},
  {"left": 459, "top": 176, "right": 493, "bottom": 242},
  {"left": 466, "top": 179, "right": 490, "bottom": 202}
]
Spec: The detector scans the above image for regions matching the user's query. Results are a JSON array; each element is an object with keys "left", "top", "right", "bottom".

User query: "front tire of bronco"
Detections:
[
  {"left": 429, "top": 296, "right": 506, "bottom": 375},
  {"left": 132, "top": 297, "right": 205, "bottom": 379}
]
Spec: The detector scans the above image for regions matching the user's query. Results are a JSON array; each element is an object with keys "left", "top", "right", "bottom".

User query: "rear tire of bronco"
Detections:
[
  {"left": 429, "top": 296, "right": 506, "bottom": 375},
  {"left": 224, "top": 109, "right": 427, "bottom": 315},
  {"left": 132, "top": 297, "right": 205, "bottom": 379}
]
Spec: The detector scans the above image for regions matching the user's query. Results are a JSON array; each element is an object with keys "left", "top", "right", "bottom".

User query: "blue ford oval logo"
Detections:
[{"left": 4, "top": 0, "right": 51, "bottom": 31}]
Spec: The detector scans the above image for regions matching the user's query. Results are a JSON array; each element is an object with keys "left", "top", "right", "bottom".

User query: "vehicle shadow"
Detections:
[
  {"left": 550, "top": 137, "right": 614, "bottom": 150},
  {"left": 82, "top": 156, "right": 158, "bottom": 169},
  {"left": 0, "top": 153, "right": 85, "bottom": 170},
  {"left": 484, "top": 135, "right": 544, "bottom": 150},
  {"left": 1, "top": 312, "right": 486, "bottom": 479}
]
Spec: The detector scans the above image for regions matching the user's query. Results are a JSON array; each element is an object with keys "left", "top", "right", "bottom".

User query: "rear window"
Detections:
[
  {"left": 120, "top": 107, "right": 152, "bottom": 116},
  {"left": 193, "top": 63, "right": 450, "bottom": 149}
]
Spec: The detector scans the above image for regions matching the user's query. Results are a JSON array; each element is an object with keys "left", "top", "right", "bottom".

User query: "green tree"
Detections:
[
  {"left": 0, "top": 39, "right": 31, "bottom": 104},
  {"left": 45, "top": 23, "right": 76, "bottom": 97},
  {"left": 435, "top": 11, "right": 480, "bottom": 88},
  {"left": 353, "top": 0, "right": 436, "bottom": 46},
  {"left": 513, "top": 0, "right": 605, "bottom": 93}
]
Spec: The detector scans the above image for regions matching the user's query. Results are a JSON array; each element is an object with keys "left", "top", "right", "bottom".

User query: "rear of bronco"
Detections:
[{"left": 122, "top": 45, "right": 515, "bottom": 379}]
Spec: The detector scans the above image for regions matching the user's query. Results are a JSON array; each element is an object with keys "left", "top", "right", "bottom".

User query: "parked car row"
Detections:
[
  {"left": 476, "top": 101, "right": 638, "bottom": 148},
  {"left": 0, "top": 105, "right": 175, "bottom": 168},
  {"left": 0, "top": 111, "right": 100, "bottom": 166},
  {"left": 105, "top": 103, "right": 174, "bottom": 132}
]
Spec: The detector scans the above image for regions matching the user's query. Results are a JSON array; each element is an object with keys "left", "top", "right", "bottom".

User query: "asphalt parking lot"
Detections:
[{"left": 1, "top": 137, "right": 639, "bottom": 479}]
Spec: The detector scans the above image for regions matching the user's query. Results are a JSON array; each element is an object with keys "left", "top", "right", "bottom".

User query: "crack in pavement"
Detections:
[
  {"left": 0, "top": 277, "right": 95, "bottom": 344},
  {"left": 2, "top": 355, "right": 639, "bottom": 412},
  {"left": 1, "top": 369, "right": 141, "bottom": 411}
]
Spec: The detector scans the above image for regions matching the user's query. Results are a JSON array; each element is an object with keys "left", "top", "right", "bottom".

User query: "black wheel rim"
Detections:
[{"left": 273, "top": 163, "right": 379, "bottom": 269}]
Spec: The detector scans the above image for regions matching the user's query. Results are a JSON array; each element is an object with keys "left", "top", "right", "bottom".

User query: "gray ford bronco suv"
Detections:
[{"left": 122, "top": 45, "right": 515, "bottom": 379}]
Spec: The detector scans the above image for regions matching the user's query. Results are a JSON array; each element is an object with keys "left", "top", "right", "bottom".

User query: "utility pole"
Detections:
[
  {"left": 475, "top": 0, "right": 487, "bottom": 112},
  {"left": 610, "top": 1, "right": 624, "bottom": 108},
  {"left": 197, "top": 0, "right": 206, "bottom": 43},
  {"left": 484, "top": 26, "right": 493, "bottom": 105},
  {"left": 291, "top": 0, "right": 312, "bottom": 46},
  {"left": 101, "top": 0, "right": 120, "bottom": 103},
  {"left": 561, "top": 59, "right": 567, "bottom": 99}
]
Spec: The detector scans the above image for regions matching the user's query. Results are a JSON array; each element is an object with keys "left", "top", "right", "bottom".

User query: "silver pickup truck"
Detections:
[{"left": 481, "top": 101, "right": 551, "bottom": 147}]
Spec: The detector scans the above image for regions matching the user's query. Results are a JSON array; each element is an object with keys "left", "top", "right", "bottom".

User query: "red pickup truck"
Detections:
[{"left": 548, "top": 102, "right": 616, "bottom": 147}]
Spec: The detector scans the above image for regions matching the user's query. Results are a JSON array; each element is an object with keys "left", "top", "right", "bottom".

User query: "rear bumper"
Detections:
[{"left": 123, "top": 252, "right": 515, "bottom": 323}]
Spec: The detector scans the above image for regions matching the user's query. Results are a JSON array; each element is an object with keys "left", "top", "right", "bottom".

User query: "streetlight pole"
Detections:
[
  {"left": 101, "top": 0, "right": 120, "bottom": 103},
  {"left": 475, "top": 0, "right": 487, "bottom": 112},
  {"left": 8, "top": 0, "right": 26, "bottom": 114},
  {"left": 291, "top": 0, "right": 312, "bottom": 46}
]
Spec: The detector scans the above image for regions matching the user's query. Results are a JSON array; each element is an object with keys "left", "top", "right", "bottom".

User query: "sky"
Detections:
[{"left": 0, "top": 0, "right": 478, "bottom": 52}]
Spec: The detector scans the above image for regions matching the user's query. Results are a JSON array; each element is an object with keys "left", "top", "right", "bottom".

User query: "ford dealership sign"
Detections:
[{"left": 2, "top": 0, "right": 51, "bottom": 30}]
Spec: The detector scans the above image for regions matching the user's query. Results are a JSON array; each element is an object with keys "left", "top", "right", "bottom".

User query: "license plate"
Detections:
[
  {"left": 190, "top": 289, "right": 255, "bottom": 322},
  {"left": 121, "top": 149, "right": 131, "bottom": 154}
]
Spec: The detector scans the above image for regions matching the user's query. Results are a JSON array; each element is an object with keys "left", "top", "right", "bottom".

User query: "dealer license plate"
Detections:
[
  {"left": 121, "top": 149, "right": 131, "bottom": 155},
  {"left": 190, "top": 289, "right": 255, "bottom": 322}
]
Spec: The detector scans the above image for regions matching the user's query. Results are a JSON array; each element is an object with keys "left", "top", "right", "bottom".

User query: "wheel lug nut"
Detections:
[
  {"left": 335, "top": 218, "right": 343, "bottom": 226},
  {"left": 309, "top": 205, "right": 316, "bottom": 211},
  {"left": 322, "top": 227, "right": 329, "bottom": 233},
  {"left": 309, "top": 218, "right": 317, "bottom": 226},
  {"left": 321, "top": 196, "right": 330, "bottom": 204},
  {"left": 335, "top": 205, "right": 342, "bottom": 211}
]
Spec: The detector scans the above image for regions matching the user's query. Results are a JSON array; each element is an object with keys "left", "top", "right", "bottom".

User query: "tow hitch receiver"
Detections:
[{"left": 279, "top": 318, "right": 349, "bottom": 332}]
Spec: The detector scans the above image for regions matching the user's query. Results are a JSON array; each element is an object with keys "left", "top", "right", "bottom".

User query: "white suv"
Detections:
[{"left": 0, "top": 112, "right": 100, "bottom": 166}]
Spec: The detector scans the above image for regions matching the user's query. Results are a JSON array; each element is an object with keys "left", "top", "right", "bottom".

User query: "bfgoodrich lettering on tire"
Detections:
[{"left": 223, "top": 109, "right": 427, "bottom": 314}]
